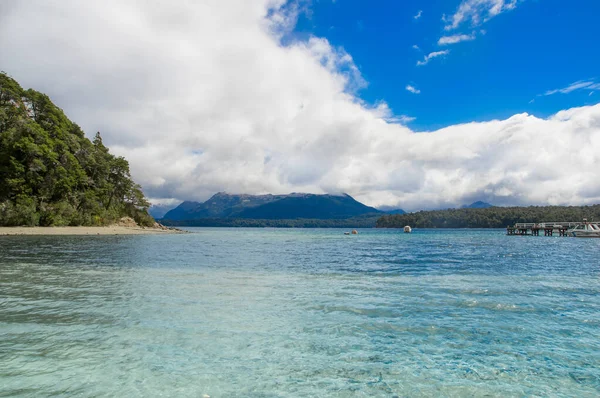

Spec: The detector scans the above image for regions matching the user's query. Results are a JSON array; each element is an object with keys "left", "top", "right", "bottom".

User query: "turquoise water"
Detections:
[{"left": 1, "top": 228, "right": 599, "bottom": 397}]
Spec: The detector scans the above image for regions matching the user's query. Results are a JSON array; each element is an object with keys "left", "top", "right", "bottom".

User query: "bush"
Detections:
[{"left": 0, "top": 196, "right": 39, "bottom": 226}]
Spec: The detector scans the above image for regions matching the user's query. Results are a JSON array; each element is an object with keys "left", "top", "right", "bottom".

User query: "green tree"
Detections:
[{"left": 0, "top": 72, "right": 155, "bottom": 227}]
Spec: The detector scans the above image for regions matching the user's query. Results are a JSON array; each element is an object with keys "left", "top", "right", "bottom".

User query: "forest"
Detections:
[
  {"left": 376, "top": 205, "right": 600, "bottom": 229},
  {"left": 0, "top": 73, "right": 154, "bottom": 226},
  {"left": 161, "top": 215, "right": 381, "bottom": 228}
]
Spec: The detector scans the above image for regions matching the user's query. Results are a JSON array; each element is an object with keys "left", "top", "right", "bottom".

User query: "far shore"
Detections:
[{"left": 0, "top": 225, "right": 187, "bottom": 236}]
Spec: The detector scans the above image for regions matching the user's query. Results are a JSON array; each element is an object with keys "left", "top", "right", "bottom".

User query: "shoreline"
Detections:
[{"left": 0, "top": 225, "right": 187, "bottom": 236}]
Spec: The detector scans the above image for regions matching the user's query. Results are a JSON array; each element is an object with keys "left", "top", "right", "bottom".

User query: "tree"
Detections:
[{"left": 0, "top": 73, "right": 155, "bottom": 227}]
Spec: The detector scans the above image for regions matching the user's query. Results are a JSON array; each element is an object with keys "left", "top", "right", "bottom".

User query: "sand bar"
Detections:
[{"left": 0, "top": 226, "right": 186, "bottom": 236}]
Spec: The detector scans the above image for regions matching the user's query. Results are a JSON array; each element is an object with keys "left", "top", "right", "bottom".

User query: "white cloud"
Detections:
[
  {"left": 416, "top": 50, "right": 450, "bottom": 66},
  {"left": 412, "top": 44, "right": 420, "bottom": 51},
  {"left": 438, "top": 32, "right": 476, "bottom": 45},
  {"left": 444, "top": 0, "right": 518, "bottom": 31},
  {"left": 543, "top": 80, "right": 600, "bottom": 96},
  {"left": 2, "top": 0, "right": 600, "bottom": 211},
  {"left": 435, "top": 1, "right": 517, "bottom": 58},
  {"left": 396, "top": 115, "right": 416, "bottom": 124},
  {"left": 406, "top": 85, "right": 421, "bottom": 94},
  {"left": 414, "top": 10, "right": 423, "bottom": 20}
]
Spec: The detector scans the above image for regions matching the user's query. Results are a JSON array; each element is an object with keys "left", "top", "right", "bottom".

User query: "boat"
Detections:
[
  {"left": 404, "top": 226, "right": 412, "bottom": 233},
  {"left": 567, "top": 219, "right": 600, "bottom": 238}
]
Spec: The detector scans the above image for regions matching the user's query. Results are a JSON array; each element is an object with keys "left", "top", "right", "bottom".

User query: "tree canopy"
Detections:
[
  {"left": 376, "top": 205, "right": 600, "bottom": 229},
  {"left": 0, "top": 73, "right": 154, "bottom": 226},
  {"left": 161, "top": 215, "right": 381, "bottom": 228}
]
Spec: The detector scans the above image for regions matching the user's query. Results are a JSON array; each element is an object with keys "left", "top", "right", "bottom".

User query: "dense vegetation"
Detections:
[
  {"left": 376, "top": 205, "right": 600, "bottom": 228},
  {"left": 0, "top": 73, "right": 154, "bottom": 226},
  {"left": 161, "top": 215, "right": 380, "bottom": 228}
]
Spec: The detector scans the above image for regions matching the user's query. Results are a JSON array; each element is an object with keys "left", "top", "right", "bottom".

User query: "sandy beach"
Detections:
[{"left": 0, "top": 225, "right": 186, "bottom": 236}]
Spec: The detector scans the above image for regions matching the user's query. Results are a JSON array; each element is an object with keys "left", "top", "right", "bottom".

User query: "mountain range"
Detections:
[
  {"left": 162, "top": 192, "right": 386, "bottom": 221},
  {"left": 159, "top": 193, "right": 495, "bottom": 227}
]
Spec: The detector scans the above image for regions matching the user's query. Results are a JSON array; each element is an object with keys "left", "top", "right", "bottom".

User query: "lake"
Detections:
[{"left": 1, "top": 228, "right": 599, "bottom": 397}]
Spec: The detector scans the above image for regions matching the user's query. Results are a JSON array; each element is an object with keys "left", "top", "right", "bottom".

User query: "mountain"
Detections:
[
  {"left": 162, "top": 193, "right": 281, "bottom": 220},
  {"left": 162, "top": 192, "right": 382, "bottom": 221},
  {"left": 376, "top": 205, "right": 406, "bottom": 215},
  {"left": 383, "top": 208, "right": 406, "bottom": 215},
  {"left": 235, "top": 194, "right": 381, "bottom": 219},
  {"left": 0, "top": 73, "right": 154, "bottom": 227},
  {"left": 148, "top": 204, "right": 178, "bottom": 219},
  {"left": 463, "top": 201, "right": 493, "bottom": 209}
]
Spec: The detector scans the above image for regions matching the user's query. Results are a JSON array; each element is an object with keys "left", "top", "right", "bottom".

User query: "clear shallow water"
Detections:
[{"left": 1, "top": 228, "right": 599, "bottom": 397}]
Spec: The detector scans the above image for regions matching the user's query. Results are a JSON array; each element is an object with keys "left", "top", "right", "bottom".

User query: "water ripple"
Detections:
[{"left": 1, "top": 228, "right": 600, "bottom": 397}]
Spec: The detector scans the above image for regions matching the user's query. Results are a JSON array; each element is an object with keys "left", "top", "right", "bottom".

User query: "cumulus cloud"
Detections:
[
  {"left": 416, "top": 50, "right": 450, "bottom": 66},
  {"left": 444, "top": 0, "right": 518, "bottom": 31},
  {"left": 405, "top": 85, "right": 421, "bottom": 94},
  {"left": 438, "top": 32, "right": 476, "bottom": 45},
  {"left": 543, "top": 80, "right": 600, "bottom": 96},
  {"left": 2, "top": 0, "right": 600, "bottom": 211}
]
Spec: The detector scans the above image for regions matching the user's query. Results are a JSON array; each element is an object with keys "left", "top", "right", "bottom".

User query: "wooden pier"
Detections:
[{"left": 506, "top": 222, "right": 580, "bottom": 237}]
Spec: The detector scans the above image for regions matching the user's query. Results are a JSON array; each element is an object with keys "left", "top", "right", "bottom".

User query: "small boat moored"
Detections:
[
  {"left": 567, "top": 219, "right": 600, "bottom": 238},
  {"left": 404, "top": 225, "right": 412, "bottom": 233}
]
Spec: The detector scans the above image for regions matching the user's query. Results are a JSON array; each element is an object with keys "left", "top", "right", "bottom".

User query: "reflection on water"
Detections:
[{"left": 1, "top": 229, "right": 600, "bottom": 397}]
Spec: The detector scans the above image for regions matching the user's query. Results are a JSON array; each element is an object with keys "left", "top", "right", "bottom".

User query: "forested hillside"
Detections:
[
  {"left": 161, "top": 215, "right": 380, "bottom": 228},
  {"left": 0, "top": 73, "right": 153, "bottom": 226},
  {"left": 162, "top": 192, "right": 381, "bottom": 222},
  {"left": 376, "top": 205, "right": 600, "bottom": 228}
]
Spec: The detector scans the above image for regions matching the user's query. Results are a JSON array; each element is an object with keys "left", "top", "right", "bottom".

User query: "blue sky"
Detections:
[{"left": 292, "top": 0, "right": 600, "bottom": 130}]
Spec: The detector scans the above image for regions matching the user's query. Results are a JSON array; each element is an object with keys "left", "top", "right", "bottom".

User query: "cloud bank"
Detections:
[{"left": 1, "top": 0, "right": 600, "bottom": 211}]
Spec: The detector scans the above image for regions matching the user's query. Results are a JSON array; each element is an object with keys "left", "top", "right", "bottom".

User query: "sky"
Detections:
[
  {"left": 1, "top": 0, "right": 600, "bottom": 211},
  {"left": 292, "top": 0, "right": 600, "bottom": 130}
]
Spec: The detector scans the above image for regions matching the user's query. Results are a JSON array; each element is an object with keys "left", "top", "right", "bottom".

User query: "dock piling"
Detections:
[{"left": 507, "top": 222, "right": 577, "bottom": 237}]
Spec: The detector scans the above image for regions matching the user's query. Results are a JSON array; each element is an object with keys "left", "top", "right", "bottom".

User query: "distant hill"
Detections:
[
  {"left": 462, "top": 201, "right": 493, "bottom": 209},
  {"left": 382, "top": 208, "right": 406, "bottom": 215},
  {"left": 162, "top": 215, "right": 381, "bottom": 228},
  {"left": 148, "top": 204, "right": 178, "bottom": 219},
  {"left": 162, "top": 192, "right": 382, "bottom": 222}
]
